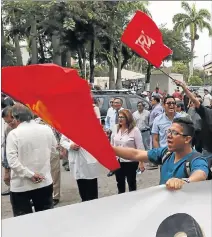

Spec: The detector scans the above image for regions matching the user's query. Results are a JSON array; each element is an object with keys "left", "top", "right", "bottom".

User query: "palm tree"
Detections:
[{"left": 173, "top": 1, "right": 212, "bottom": 77}]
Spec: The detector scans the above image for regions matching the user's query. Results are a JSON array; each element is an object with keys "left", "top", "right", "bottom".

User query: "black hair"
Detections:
[
  {"left": 137, "top": 101, "right": 145, "bottom": 106},
  {"left": 93, "top": 97, "right": 99, "bottom": 105},
  {"left": 1, "top": 96, "right": 14, "bottom": 109},
  {"left": 2, "top": 106, "right": 13, "bottom": 118},
  {"left": 163, "top": 95, "right": 176, "bottom": 104},
  {"left": 173, "top": 117, "right": 195, "bottom": 137},
  {"left": 114, "top": 97, "right": 123, "bottom": 105},
  {"left": 176, "top": 102, "right": 185, "bottom": 111},
  {"left": 156, "top": 213, "right": 204, "bottom": 237},
  {"left": 12, "top": 103, "right": 33, "bottom": 123},
  {"left": 152, "top": 96, "right": 160, "bottom": 103}
]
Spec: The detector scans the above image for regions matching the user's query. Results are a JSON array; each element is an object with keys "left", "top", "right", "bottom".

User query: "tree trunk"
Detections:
[
  {"left": 14, "top": 34, "right": 23, "bottom": 66},
  {"left": 61, "top": 51, "right": 67, "bottom": 67},
  {"left": 116, "top": 43, "right": 122, "bottom": 89},
  {"left": 66, "top": 50, "right": 71, "bottom": 67},
  {"left": 52, "top": 30, "right": 61, "bottom": 66},
  {"left": 189, "top": 40, "right": 195, "bottom": 78},
  {"left": 38, "top": 35, "right": 45, "bottom": 63},
  {"left": 89, "top": 27, "right": 95, "bottom": 83},
  {"left": 30, "top": 16, "right": 38, "bottom": 64},
  {"left": 109, "top": 41, "right": 115, "bottom": 89},
  {"left": 83, "top": 57, "right": 86, "bottom": 79},
  {"left": 145, "top": 62, "right": 152, "bottom": 90},
  {"left": 77, "top": 46, "right": 83, "bottom": 75},
  {"left": 1, "top": 17, "right": 6, "bottom": 67}
]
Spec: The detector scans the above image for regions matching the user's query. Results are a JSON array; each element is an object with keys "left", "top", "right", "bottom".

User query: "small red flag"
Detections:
[
  {"left": 121, "top": 11, "right": 172, "bottom": 68},
  {"left": 2, "top": 64, "right": 120, "bottom": 171}
]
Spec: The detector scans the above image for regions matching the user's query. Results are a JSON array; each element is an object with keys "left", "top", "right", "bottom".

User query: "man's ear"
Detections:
[{"left": 184, "top": 136, "right": 192, "bottom": 144}]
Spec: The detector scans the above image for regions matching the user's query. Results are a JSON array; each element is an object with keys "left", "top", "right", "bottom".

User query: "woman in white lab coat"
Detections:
[{"left": 60, "top": 135, "right": 100, "bottom": 202}]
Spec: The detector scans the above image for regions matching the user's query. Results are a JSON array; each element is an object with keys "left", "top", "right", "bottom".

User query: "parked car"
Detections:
[{"left": 92, "top": 89, "right": 151, "bottom": 124}]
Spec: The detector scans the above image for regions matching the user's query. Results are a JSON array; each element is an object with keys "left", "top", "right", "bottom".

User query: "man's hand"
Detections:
[
  {"left": 166, "top": 178, "right": 186, "bottom": 190},
  {"left": 70, "top": 143, "right": 80, "bottom": 151},
  {"left": 139, "top": 162, "right": 145, "bottom": 172},
  {"left": 173, "top": 79, "right": 186, "bottom": 89},
  {"left": 31, "top": 173, "right": 45, "bottom": 184},
  {"left": 4, "top": 169, "right": 10, "bottom": 186}
]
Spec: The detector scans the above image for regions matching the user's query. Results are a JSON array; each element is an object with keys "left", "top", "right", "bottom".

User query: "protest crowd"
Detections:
[{"left": 1, "top": 79, "right": 212, "bottom": 218}]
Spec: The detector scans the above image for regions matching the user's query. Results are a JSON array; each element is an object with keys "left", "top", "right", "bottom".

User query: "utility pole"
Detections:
[{"left": 204, "top": 54, "right": 208, "bottom": 86}]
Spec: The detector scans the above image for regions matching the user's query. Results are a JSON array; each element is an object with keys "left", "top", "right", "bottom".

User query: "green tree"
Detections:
[
  {"left": 171, "top": 61, "right": 189, "bottom": 81},
  {"left": 2, "top": 1, "right": 25, "bottom": 65},
  {"left": 188, "top": 75, "right": 203, "bottom": 86},
  {"left": 173, "top": 1, "right": 212, "bottom": 77},
  {"left": 160, "top": 27, "right": 192, "bottom": 63}
]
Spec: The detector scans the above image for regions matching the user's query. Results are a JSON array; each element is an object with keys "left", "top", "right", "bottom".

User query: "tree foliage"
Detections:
[
  {"left": 188, "top": 75, "right": 203, "bottom": 86},
  {"left": 2, "top": 0, "right": 202, "bottom": 89},
  {"left": 172, "top": 1, "right": 212, "bottom": 76}
]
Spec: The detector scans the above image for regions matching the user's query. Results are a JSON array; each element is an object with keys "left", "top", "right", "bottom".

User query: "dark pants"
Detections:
[
  {"left": 115, "top": 161, "right": 138, "bottom": 194},
  {"left": 76, "top": 178, "right": 98, "bottom": 202},
  {"left": 10, "top": 184, "right": 53, "bottom": 217}
]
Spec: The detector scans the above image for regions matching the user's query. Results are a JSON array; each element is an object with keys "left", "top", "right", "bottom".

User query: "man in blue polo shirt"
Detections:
[
  {"left": 152, "top": 95, "right": 181, "bottom": 148},
  {"left": 113, "top": 117, "right": 208, "bottom": 190},
  {"left": 148, "top": 96, "right": 181, "bottom": 170}
]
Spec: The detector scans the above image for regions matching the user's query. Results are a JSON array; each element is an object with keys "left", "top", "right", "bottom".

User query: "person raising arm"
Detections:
[
  {"left": 175, "top": 80, "right": 212, "bottom": 158},
  {"left": 113, "top": 117, "right": 209, "bottom": 190}
]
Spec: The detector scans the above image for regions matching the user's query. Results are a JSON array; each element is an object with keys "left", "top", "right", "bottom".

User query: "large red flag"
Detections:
[
  {"left": 121, "top": 11, "right": 172, "bottom": 68},
  {"left": 2, "top": 64, "right": 120, "bottom": 171}
]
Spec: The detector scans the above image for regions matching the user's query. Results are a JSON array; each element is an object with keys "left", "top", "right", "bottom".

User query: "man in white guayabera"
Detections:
[{"left": 6, "top": 103, "right": 57, "bottom": 217}]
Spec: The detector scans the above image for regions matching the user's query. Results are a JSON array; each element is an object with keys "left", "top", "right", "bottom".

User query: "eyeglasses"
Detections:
[
  {"left": 165, "top": 102, "right": 176, "bottom": 106},
  {"left": 118, "top": 116, "right": 126, "bottom": 119},
  {"left": 167, "top": 129, "right": 188, "bottom": 137}
]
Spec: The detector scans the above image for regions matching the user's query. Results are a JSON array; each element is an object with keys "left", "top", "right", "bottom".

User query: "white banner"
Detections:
[{"left": 2, "top": 181, "right": 212, "bottom": 237}]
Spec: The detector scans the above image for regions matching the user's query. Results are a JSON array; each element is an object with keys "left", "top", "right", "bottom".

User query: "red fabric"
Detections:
[
  {"left": 2, "top": 64, "right": 120, "bottom": 171},
  {"left": 172, "top": 92, "right": 182, "bottom": 100},
  {"left": 121, "top": 11, "right": 172, "bottom": 68}
]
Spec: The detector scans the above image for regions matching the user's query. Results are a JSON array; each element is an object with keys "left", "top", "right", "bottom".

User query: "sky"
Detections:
[{"left": 148, "top": 1, "right": 212, "bottom": 68}]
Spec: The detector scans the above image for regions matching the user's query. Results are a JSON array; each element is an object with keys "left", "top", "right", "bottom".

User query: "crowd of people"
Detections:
[{"left": 1, "top": 80, "right": 212, "bottom": 218}]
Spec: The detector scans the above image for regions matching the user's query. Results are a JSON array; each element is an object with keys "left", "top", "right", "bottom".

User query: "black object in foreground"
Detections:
[{"left": 156, "top": 213, "right": 204, "bottom": 237}]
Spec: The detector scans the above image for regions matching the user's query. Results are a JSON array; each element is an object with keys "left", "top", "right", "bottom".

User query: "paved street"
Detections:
[{"left": 1, "top": 163, "right": 159, "bottom": 219}]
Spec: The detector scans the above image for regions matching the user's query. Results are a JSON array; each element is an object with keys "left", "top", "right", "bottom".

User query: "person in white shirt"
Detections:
[
  {"left": 105, "top": 97, "right": 124, "bottom": 177},
  {"left": 1, "top": 106, "right": 15, "bottom": 196},
  {"left": 133, "top": 101, "right": 150, "bottom": 151},
  {"left": 60, "top": 135, "right": 100, "bottom": 202},
  {"left": 202, "top": 89, "right": 212, "bottom": 107},
  {"left": 141, "top": 91, "right": 150, "bottom": 102},
  {"left": 105, "top": 98, "right": 115, "bottom": 131},
  {"left": 6, "top": 103, "right": 57, "bottom": 217},
  {"left": 105, "top": 98, "right": 124, "bottom": 133}
]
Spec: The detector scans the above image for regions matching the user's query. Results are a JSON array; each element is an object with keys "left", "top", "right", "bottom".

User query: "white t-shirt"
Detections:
[{"left": 203, "top": 94, "right": 212, "bottom": 107}]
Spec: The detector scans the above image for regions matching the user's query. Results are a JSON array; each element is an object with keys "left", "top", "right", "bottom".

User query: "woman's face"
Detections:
[{"left": 118, "top": 113, "right": 127, "bottom": 127}]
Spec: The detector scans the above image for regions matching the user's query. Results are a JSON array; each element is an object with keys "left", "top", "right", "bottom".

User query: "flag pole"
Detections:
[{"left": 157, "top": 67, "right": 176, "bottom": 82}]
